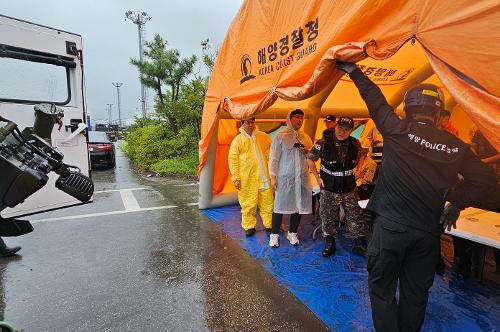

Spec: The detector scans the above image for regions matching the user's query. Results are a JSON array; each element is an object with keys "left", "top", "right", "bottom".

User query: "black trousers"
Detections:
[
  {"left": 271, "top": 213, "right": 301, "bottom": 234},
  {"left": 367, "top": 216, "right": 440, "bottom": 332}
]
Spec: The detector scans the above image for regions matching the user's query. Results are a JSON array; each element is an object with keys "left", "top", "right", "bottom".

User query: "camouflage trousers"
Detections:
[{"left": 319, "top": 189, "right": 366, "bottom": 238}]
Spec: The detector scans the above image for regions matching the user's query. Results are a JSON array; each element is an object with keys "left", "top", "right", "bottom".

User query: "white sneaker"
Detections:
[
  {"left": 287, "top": 232, "right": 300, "bottom": 245},
  {"left": 269, "top": 234, "right": 280, "bottom": 247}
]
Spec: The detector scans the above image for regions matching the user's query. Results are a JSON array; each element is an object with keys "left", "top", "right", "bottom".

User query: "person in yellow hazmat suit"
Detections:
[{"left": 228, "top": 117, "right": 274, "bottom": 236}]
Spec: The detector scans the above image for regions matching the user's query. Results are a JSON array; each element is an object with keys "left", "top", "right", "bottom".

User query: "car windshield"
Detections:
[{"left": 88, "top": 131, "right": 110, "bottom": 142}]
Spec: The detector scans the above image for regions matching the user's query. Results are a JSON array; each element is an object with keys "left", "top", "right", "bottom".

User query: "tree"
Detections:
[
  {"left": 179, "top": 76, "right": 207, "bottom": 139},
  {"left": 201, "top": 38, "right": 217, "bottom": 74},
  {"left": 131, "top": 34, "right": 197, "bottom": 135}
]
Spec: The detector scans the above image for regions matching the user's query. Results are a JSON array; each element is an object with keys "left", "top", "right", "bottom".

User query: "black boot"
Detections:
[
  {"left": 245, "top": 228, "right": 256, "bottom": 237},
  {"left": 322, "top": 236, "right": 336, "bottom": 257},
  {"left": 0, "top": 238, "right": 21, "bottom": 257},
  {"left": 352, "top": 237, "right": 367, "bottom": 257}
]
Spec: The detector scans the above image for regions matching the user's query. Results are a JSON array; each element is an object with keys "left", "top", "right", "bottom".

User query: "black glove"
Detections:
[
  {"left": 439, "top": 203, "right": 461, "bottom": 232},
  {"left": 336, "top": 61, "right": 357, "bottom": 74}
]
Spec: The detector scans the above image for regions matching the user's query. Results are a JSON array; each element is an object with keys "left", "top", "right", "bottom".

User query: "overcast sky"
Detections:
[{"left": 2, "top": 0, "right": 242, "bottom": 124}]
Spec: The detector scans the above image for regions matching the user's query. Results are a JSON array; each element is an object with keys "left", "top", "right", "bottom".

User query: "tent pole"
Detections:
[
  {"left": 198, "top": 118, "right": 219, "bottom": 209},
  {"left": 305, "top": 77, "right": 339, "bottom": 139},
  {"left": 388, "top": 63, "right": 434, "bottom": 110}
]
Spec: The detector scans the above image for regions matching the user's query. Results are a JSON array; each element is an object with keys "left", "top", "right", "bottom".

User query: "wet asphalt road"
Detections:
[{"left": 0, "top": 143, "right": 328, "bottom": 331}]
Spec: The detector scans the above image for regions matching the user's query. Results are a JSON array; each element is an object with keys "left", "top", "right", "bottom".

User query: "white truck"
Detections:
[{"left": 0, "top": 15, "right": 93, "bottom": 235}]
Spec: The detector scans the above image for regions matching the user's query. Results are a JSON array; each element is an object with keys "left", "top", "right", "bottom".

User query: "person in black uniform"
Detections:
[
  {"left": 336, "top": 61, "right": 496, "bottom": 332},
  {"left": 323, "top": 114, "right": 337, "bottom": 131},
  {"left": 0, "top": 238, "right": 20, "bottom": 257},
  {"left": 308, "top": 117, "right": 367, "bottom": 257}
]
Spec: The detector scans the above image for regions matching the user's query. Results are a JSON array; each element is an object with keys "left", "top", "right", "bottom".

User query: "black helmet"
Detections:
[{"left": 403, "top": 84, "right": 444, "bottom": 114}]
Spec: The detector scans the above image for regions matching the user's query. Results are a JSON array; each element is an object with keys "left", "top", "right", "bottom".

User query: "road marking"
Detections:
[
  {"left": 120, "top": 189, "right": 141, "bottom": 211},
  {"left": 172, "top": 183, "right": 198, "bottom": 187},
  {"left": 29, "top": 188, "right": 198, "bottom": 224},
  {"left": 31, "top": 205, "right": 178, "bottom": 223},
  {"left": 94, "top": 187, "right": 148, "bottom": 194}
]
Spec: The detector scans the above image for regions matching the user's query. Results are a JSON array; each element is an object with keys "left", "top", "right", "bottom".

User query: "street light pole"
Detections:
[
  {"left": 106, "top": 103, "right": 113, "bottom": 125},
  {"left": 125, "top": 10, "right": 151, "bottom": 118},
  {"left": 112, "top": 83, "right": 123, "bottom": 127}
]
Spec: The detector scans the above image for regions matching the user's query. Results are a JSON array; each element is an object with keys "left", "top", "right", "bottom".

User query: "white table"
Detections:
[
  {"left": 445, "top": 208, "right": 500, "bottom": 279},
  {"left": 446, "top": 208, "right": 500, "bottom": 249}
]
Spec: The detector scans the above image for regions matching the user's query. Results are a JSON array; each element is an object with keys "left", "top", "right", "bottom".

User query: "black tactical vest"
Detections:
[{"left": 321, "top": 136, "right": 359, "bottom": 193}]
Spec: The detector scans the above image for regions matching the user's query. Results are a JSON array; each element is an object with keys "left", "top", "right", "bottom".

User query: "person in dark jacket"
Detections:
[
  {"left": 336, "top": 61, "right": 496, "bottom": 332},
  {"left": 308, "top": 117, "right": 367, "bottom": 257}
]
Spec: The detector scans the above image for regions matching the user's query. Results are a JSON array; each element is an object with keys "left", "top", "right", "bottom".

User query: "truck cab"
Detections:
[{"left": 0, "top": 15, "right": 92, "bottom": 219}]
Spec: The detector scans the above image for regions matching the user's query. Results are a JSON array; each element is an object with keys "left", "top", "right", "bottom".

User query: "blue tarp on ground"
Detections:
[{"left": 203, "top": 205, "right": 500, "bottom": 332}]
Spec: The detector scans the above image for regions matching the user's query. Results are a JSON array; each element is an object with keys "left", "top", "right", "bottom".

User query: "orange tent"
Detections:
[{"left": 199, "top": 0, "right": 500, "bottom": 209}]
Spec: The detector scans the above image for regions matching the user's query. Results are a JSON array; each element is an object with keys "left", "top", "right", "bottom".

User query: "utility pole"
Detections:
[
  {"left": 112, "top": 83, "right": 123, "bottom": 127},
  {"left": 106, "top": 103, "right": 113, "bottom": 125},
  {"left": 125, "top": 10, "right": 151, "bottom": 118}
]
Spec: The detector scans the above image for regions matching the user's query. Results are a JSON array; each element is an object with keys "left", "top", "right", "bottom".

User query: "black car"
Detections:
[{"left": 88, "top": 131, "right": 115, "bottom": 168}]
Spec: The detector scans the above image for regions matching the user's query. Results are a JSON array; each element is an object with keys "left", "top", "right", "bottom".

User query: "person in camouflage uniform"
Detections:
[{"left": 308, "top": 117, "right": 367, "bottom": 257}]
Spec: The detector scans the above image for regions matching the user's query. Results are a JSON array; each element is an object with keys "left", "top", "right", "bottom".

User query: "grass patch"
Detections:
[{"left": 152, "top": 153, "right": 198, "bottom": 176}]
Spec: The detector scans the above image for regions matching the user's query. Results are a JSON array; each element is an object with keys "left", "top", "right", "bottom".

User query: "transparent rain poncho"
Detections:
[{"left": 269, "top": 111, "right": 313, "bottom": 214}]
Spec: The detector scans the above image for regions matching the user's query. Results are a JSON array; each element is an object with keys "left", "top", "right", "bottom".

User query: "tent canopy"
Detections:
[{"left": 198, "top": 0, "right": 500, "bottom": 209}]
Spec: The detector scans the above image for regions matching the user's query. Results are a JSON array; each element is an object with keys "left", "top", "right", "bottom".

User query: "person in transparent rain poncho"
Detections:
[{"left": 268, "top": 109, "right": 323, "bottom": 247}]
